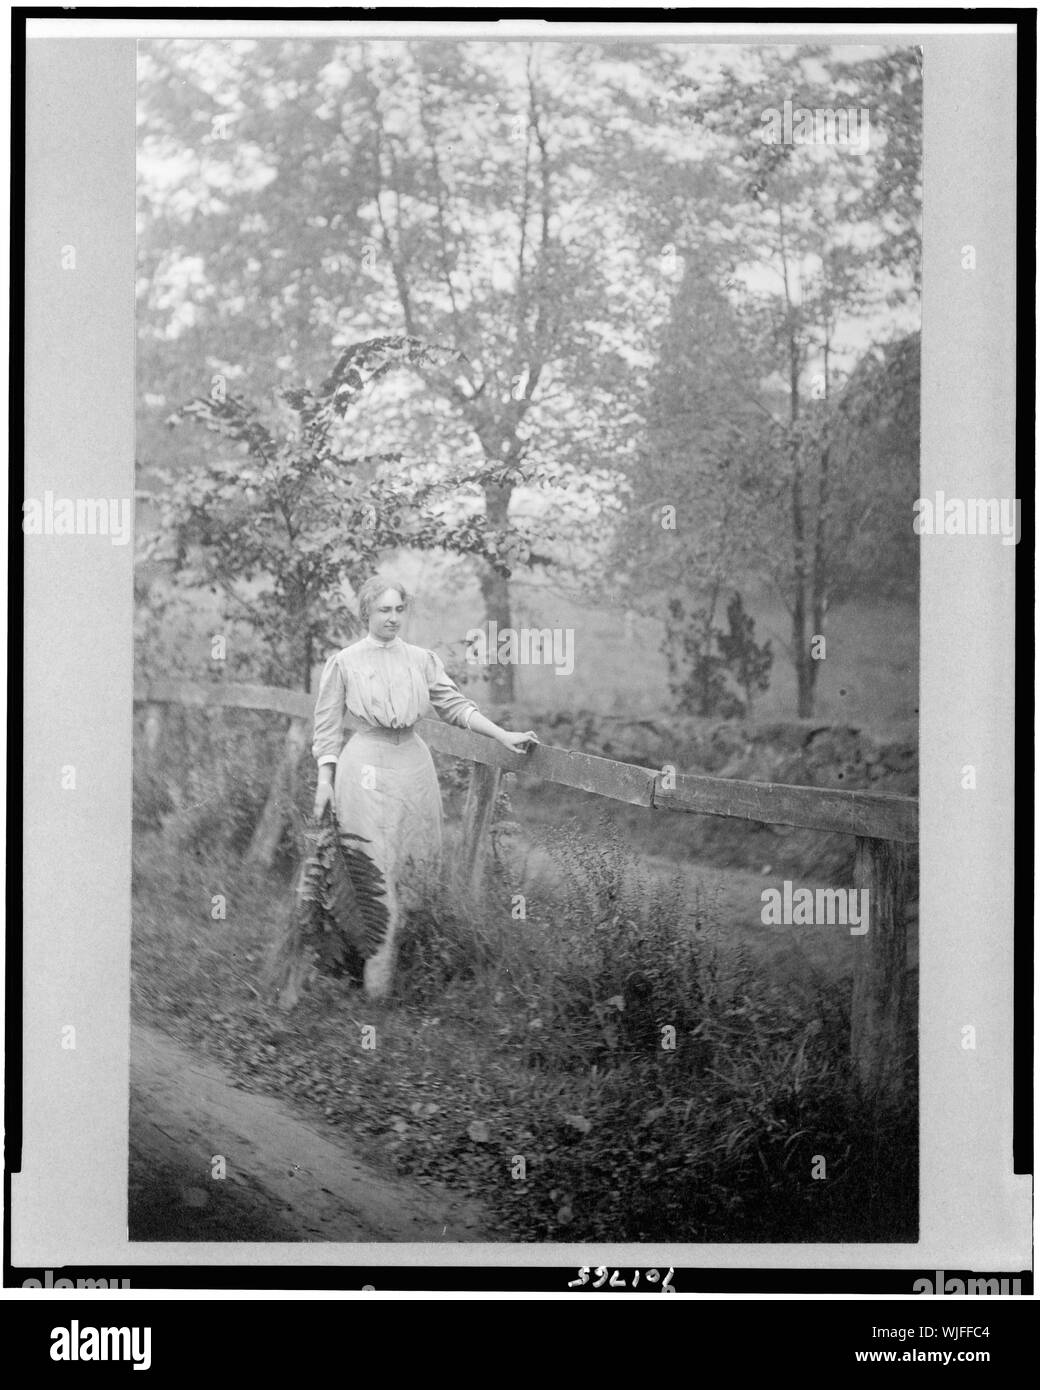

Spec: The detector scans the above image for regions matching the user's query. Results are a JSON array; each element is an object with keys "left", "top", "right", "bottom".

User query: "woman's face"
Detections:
[{"left": 367, "top": 588, "right": 407, "bottom": 642}]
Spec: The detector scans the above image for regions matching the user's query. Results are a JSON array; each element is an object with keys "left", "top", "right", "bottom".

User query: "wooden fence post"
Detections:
[
  {"left": 246, "top": 717, "right": 309, "bottom": 869},
  {"left": 458, "top": 761, "right": 501, "bottom": 898},
  {"left": 849, "top": 836, "right": 913, "bottom": 1106}
]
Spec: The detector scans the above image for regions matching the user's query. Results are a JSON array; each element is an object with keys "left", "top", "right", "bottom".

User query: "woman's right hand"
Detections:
[{"left": 313, "top": 780, "right": 335, "bottom": 821}]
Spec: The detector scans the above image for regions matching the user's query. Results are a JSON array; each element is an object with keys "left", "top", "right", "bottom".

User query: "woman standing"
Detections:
[{"left": 311, "top": 577, "right": 538, "bottom": 999}]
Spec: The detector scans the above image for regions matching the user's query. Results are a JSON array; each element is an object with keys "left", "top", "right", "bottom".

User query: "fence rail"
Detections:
[
  {"left": 136, "top": 679, "right": 918, "bottom": 839},
  {"left": 134, "top": 679, "right": 919, "bottom": 1108}
]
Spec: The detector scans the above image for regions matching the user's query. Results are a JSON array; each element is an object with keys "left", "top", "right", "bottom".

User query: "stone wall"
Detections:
[
  {"left": 496, "top": 710, "right": 918, "bottom": 881},
  {"left": 527, "top": 711, "right": 917, "bottom": 796}
]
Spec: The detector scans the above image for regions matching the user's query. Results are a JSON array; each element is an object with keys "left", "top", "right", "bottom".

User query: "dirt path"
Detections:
[{"left": 129, "top": 1022, "right": 488, "bottom": 1243}]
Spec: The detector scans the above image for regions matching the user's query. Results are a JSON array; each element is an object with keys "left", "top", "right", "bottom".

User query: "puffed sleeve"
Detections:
[
  {"left": 424, "top": 648, "right": 479, "bottom": 729},
  {"left": 312, "top": 653, "right": 347, "bottom": 764}
]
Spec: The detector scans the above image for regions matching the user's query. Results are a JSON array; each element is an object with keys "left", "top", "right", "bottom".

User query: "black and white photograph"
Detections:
[
  {"left": 14, "top": 13, "right": 1029, "bottom": 1323},
  {"left": 128, "top": 33, "right": 923, "bottom": 1245}
]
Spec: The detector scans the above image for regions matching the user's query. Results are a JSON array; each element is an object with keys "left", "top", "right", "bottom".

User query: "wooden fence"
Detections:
[{"left": 134, "top": 679, "right": 918, "bottom": 1107}]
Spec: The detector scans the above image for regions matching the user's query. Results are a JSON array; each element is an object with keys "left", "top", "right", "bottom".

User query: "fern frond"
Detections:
[
  {"left": 270, "top": 806, "right": 390, "bottom": 1007},
  {"left": 329, "top": 828, "right": 391, "bottom": 958}
]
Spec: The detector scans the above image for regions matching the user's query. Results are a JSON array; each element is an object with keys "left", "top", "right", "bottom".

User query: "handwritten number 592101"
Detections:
[{"left": 568, "top": 1267, "right": 674, "bottom": 1291}]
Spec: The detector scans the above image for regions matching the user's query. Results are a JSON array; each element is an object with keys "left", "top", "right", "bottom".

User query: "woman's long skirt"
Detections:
[{"left": 334, "top": 727, "right": 443, "bottom": 998}]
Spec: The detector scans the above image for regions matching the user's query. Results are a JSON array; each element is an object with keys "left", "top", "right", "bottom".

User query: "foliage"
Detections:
[
  {"left": 137, "top": 40, "right": 653, "bottom": 697},
  {"left": 137, "top": 39, "right": 921, "bottom": 718},
  {"left": 132, "top": 747, "right": 917, "bottom": 1244},
  {"left": 147, "top": 335, "right": 544, "bottom": 688},
  {"left": 610, "top": 45, "right": 921, "bottom": 716},
  {"left": 822, "top": 331, "right": 921, "bottom": 602},
  {"left": 716, "top": 591, "right": 774, "bottom": 714},
  {"left": 271, "top": 805, "right": 389, "bottom": 1006},
  {"left": 133, "top": 704, "right": 287, "bottom": 852},
  {"left": 665, "top": 596, "right": 742, "bottom": 719},
  {"left": 665, "top": 590, "right": 773, "bottom": 718}
]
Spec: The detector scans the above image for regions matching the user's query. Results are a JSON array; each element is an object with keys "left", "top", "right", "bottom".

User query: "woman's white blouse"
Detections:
[{"left": 312, "top": 635, "right": 479, "bottom": 765}]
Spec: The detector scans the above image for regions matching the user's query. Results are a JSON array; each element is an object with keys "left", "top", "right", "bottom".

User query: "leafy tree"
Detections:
[
  {"left": 716, "top": 591, "right": 774, "bottom": 716},
  {"left": 147, "top": 335, "right": 534, "bottom": 689},
  {"left": 137, "top": 40, "right": 921, "bottom": 718},
  {"left": 665, "top": 589, "right": 773, "bottom": 719},
  {"left": 820, "top": 330, "right": 920, "bottom": 603},
  {"left": 612, "top": 44, "right": 921, "bottom": 715},
  {"left": 137, "top": 39, "right": 648, "bottom": 699},
  {"left": 609, "top": 247, "right": 778, "bottom": 666},
  {"left": 664, "top": 595, "right": 742, "bottom": 720}
]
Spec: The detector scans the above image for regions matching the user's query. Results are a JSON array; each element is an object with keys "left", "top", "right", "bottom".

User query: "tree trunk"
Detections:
[
  {"left": 479, "top": 478, "right": 515, "bottom": 704},
  {"left": 805, "top": 440, "right": 829, "bottom": 719},
  {"left": 792, "top": 590, "right": 813, "bottom": 718},
  {"left": 785, "top": 321, "right": 815, "bottom": 720},
  {"left": 286, "top": 591, "right": 312, "bottom": 694},
  {"left": 805, "top": 337, "right": 832, "bottom": 720},
  {"left": 696, "top": 580, "right": 721, "bottom": 716}
]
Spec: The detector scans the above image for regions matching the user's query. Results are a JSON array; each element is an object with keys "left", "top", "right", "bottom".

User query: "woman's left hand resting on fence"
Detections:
[
  {"left": 465, "top": 710, "right": 539, "bottom": 755},
  {"left": 497, "top": 729, "right": 540, "bottom": 755}
]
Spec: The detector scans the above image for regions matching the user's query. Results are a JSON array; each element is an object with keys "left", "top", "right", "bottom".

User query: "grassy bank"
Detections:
[{"left": 132, "top": 803, "right": 917, "bottom": 1243}]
